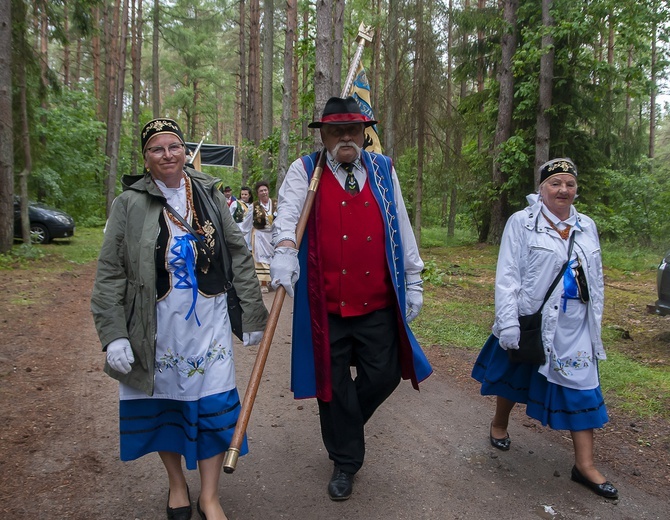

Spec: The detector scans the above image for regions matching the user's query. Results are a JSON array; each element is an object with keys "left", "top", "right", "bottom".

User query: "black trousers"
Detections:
[{"left": 317, "top": 306, "right": 401, "bottom": 474}]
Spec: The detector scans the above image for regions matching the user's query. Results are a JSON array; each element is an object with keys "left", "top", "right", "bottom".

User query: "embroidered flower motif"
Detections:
[
  {"left": 552, "top": 350, "right": 593, "bottom": 376},
  {"left": 154, "top": 342, "right": 232, "bottom": 377},
  {"left": 186, "top": 356, "right": 205, "bottom": 376}
]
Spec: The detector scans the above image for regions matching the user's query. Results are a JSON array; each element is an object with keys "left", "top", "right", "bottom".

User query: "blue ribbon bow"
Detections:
[{"left": 169, "top": 234, "right": 201, "bottom": 326}]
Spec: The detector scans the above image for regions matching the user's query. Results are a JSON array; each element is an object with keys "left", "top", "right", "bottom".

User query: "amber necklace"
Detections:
[
  {"left": 162, "top": 174, "right": 204, "bottom": 236},
  {"left": 542, "top": 211, "right": 571, "bottom": 240}
]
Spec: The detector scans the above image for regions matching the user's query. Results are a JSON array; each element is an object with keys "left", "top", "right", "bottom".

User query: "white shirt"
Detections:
[{"left": 273, "top": 151, "right": 424, "bottom": 280}]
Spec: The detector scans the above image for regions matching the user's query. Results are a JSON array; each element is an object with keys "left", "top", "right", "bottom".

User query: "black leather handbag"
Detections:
[{"left": 508, "top": 233, "right": 575, "bottom": 365}]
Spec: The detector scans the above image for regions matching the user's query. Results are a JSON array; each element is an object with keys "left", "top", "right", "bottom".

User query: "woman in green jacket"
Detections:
[{"left": 91, "top": 118, "right": 268, "bottom": 520}]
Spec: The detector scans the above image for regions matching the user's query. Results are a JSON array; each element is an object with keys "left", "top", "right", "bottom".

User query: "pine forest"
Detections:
[{"left": 1, "top": 0, "right": 670, "bottom": 252}]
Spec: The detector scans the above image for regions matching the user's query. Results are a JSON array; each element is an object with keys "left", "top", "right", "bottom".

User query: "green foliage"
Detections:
[
  {"left": 599, "top": 351, "right": 670, "bottom": 418},
  {"left": 0, "top": 243, "right": 45, "bottom": 269},
  {"left": 30, "top": 88, "right": 107, "bottom": 226},
  {"left": 600, "top": 241, "right": 663, "bottom": 273},
  {"left": 0, "top": 227, "right": 105, "bottom": 270}
]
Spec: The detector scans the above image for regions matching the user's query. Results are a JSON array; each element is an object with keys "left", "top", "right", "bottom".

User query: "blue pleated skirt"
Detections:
[
  {"left": 119, "top": 389, "right": 248, "bottom": 470},
  {"left": 471, "top": 334, "right": 608, "bottom": 431}
]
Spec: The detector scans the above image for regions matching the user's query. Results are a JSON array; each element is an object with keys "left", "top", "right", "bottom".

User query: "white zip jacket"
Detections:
[{"left": 493, "top": 194, "right": 606, "bottom": 365}]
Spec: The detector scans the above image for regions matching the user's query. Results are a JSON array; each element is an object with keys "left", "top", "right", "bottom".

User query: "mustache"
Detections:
[{"left": 331, "top": 140, "right": 362, "bottom": 156}]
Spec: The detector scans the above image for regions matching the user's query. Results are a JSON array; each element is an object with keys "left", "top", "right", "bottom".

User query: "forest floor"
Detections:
[{"left": 1, "top": 258, "right": 669, "bottom": 519}]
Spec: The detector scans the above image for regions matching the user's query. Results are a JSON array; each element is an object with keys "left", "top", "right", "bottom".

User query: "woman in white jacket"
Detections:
[{"left": 472, "top": 158, "right": 618, "bottom": 499}]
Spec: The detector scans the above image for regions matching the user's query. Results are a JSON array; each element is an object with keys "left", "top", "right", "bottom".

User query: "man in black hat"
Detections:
[{"left": 270, "top": 97, "right": 433, "bottom": 501}]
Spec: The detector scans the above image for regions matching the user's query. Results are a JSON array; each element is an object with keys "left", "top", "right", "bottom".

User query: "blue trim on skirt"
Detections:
[
  {"left": 119, "top": 389, "right": 248, "bottom": 470},
  {"left": 471, "top": 334, "right": 608, "bottom": 431}
]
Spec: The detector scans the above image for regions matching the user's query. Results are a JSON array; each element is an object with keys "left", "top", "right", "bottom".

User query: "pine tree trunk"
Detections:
[
  {"left": 314, "top": 0, "right": 333, "bottom": 148},
  {"left": 104, "top": 0, "right": 129, "bottom": 216},
  {"left": 488, "top": 0, "right": 518, "bottom": 245},
  {"left": 248, "top": 0, "right": 261, "bottom": 144},
  {"left": 63, "top": 1, "right": 70, "bottom": 88},
  {"left": 384, "top": 0, "right": 398, "bottom": 158},
  {"left": 300, "top": 10, "right": 309, "bottom": 145},
  {"left": 414, "top": 0, "right": 425, "bottom": 244},
  {"left": 278, "top": 0, "right": 297, "bottom": 188},
  {"left": 533, "top": 0, "right": 554, "bottom": 187},
  {"left": 130, "top": 0, "right": 143, "bottom": 175},
  {"left": 0, "top": 0, "right": 13, "bottom": 252},
  {"left": 152, "top": 0, "right": 160, "bottom": 117},
  {"left": 332, "top": 0, "right": 344, "bottom": 94},
  {"left": 239, "top": 0, "right": 248, "bottom": 179},
  {"left": 262, "top": 0, "right": 274, "bottom": 171},
  {"left": 16, "top": 9, "right": 32, "bottom": 244},
  {"left": 650, "top": 22, "right": 657, "bottom": 159},
  {"left": 92, "top": 5, "right": 101, "bottom": 116}
]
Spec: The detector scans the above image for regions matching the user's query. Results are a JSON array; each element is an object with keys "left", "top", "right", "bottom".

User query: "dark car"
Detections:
[
  {"left": 657, "top": 251, "right": 670, "bottom": 316},
  {"left": 14, "top": 197, "right": 76, "bottom": 244}
]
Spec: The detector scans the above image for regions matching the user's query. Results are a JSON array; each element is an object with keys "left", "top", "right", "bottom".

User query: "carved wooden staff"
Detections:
[{"left": 223, "top": 23, "right": 375, "bottom": 474}]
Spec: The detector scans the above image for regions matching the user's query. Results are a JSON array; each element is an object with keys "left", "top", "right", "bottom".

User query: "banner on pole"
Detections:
[{"left": 349, "top": 64, "right": 382, "bottom": 154}]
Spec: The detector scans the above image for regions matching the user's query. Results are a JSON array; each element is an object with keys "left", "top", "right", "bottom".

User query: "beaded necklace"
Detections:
[
  {"left": 542, "top": 211, "right": 571, "bottom": 240},
  {"left": 162, "top": 174, "right": 204, "bottom": 236}
]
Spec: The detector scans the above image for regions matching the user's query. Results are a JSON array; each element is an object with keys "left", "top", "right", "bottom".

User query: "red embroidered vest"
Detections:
[{"left": 317, "top": 167, "right": 394, "bottom": 316}]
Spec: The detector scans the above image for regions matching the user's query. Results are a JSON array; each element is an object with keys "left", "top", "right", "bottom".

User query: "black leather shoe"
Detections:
[
  {"left": 571, "top": 465, "right": 618, "bottom": 499},
  {"left": 167, "top": 485, "right": 192, "bottom": 520},
  {"left": 328, "top": 468, "right": 354, "bottom": 501},
  {"left": 489, "top": 423, "right": 511, "bottom": 451}
]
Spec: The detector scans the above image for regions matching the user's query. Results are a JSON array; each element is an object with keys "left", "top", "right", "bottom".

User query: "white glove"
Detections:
[
  {"left": 270, "top": 247, "right": 300, "bottom": 298},
  {"left": 106, "top": 338, "right": 135, "bottom": 374},
  {"left": 498, "top": 326, "right": 520, "bottom": 350},
  {"left": 243, "top": 331, "right": 264, "bottom": 346},
  {"left": 405, "top": 284, "right": 423, "bottom": 323}
]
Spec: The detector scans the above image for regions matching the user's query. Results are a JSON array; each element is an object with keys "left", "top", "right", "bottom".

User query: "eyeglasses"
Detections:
[
  {"left": 146, "top": 143, "right": 185, "bottom": 156},
  {"left": 324, "top": 124, "right": 364, "bottom": 138}
]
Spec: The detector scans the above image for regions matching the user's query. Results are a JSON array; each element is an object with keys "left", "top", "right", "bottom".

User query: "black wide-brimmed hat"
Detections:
[
  {"left": 539, "top": 158, "right": 578, "bottom": 185},
  {"left": 141, "top": 118, "right": 185, "bottom": 152},
  {"left": 308, "top": 96, "right": 378, "bottom": 128}
]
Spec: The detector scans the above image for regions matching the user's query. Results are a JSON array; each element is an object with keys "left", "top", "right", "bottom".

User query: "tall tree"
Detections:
[
  {"left": 314, "top": 0, "right": 333, "bottom": 136},
  {"left": 0, "top": 0, "right": 12, "bottom": 252},
  {"left": 650, "top": 18, "right": 658, "bottom": 159},
  {"left": 130, "top": 0, "right": 144, "bottom": 175},
  {"left": 414, "top": 0, "right": 426, "bottom": 243},
  {"left": 384, "top": 0, "right": 398, "bottom": 158},
  {"left": 248, "top": 0, "right": 261, "bottom": 144},
  {"left": 332, "top": 0, "right": 344, "bottom": 94},
  {"left": 238, "top": 0, "right": 248, "bottom": 178},
  {"left": 152, "top": 0, "right": 160, "bottom": 117},
  {"left": 103, "top": 0, "right": 130, "bottom": 215},
  {"left": 15, "top": 0, "right": 32, "bottom": 243},
  {"left": 261, "top": 0, "right": 274, "bottom": 171},
  {"left": 487, "top": 0, "right": 518, "bottom": 245},
  {"left": 533, "top": 0, "right": 554, "bottom": 185},
  {"left": 278, "top": 0, "right": 297, "bottom": 188},
  {"left": 92, "top": 3, "right": 102, "bottom": 116}
]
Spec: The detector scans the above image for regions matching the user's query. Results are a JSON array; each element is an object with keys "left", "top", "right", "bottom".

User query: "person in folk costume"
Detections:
[
  {"left": 235, "top": 186, "right": 253, "bottom": 251},
  {"left": 239, "top": 180, "right": 276, "bottom": 292},
  {"left": 270, "top": 96, "right": 433, "bottom": 501},
  {"left": 221, "top": 185, "right": 248, "bottom": 225},
  {"left": 471, "top": 158, "right": 618, "bottom": 499},
  {"left": 91, "top": 118, "right": 269, "bottom": 520}
]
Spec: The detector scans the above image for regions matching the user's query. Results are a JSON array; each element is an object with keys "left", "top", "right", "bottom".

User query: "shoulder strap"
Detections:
[
  {"left": 538, "top": 232, "right": 576, "bottom": 312},
  {"left": 159, "top": 198, "right": 216, "bottom": 265}
]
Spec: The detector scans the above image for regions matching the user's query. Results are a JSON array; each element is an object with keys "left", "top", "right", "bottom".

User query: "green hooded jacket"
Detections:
[{"left": 91, "top": 168, "right": 268, "bottom": 396}]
